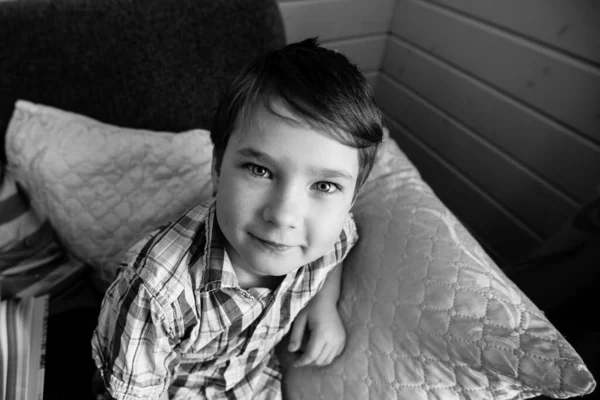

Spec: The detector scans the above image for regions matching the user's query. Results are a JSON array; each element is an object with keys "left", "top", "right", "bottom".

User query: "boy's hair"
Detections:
[{"left": 211, "top": 37, "right": 384, "bottom": 197}]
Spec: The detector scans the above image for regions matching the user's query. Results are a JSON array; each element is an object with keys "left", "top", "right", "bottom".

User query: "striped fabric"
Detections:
[
  {"left": 92, "top": 201, "right": 358, "bottom": 400},
  {"left": 0, "top": 169, "right": 64, "bottom": 295}
]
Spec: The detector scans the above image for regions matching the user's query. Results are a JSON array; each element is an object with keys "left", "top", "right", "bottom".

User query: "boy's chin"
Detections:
[{"left": 248, "top": 259, "right": 304, "bottom": 277}]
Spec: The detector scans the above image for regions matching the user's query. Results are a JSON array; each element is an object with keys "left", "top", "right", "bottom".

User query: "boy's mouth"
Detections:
[{"left": 249, "top": 233, "right": 294, "bottom": 252}]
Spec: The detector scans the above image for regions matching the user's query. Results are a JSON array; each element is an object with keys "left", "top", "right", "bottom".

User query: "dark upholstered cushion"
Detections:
[{"left": 0, "top": 0, "right": 285, "bottom": 162}]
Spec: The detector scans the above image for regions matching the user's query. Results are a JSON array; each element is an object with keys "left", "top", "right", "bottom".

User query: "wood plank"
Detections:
[
  {"left": 322, "top": 35, "right": 387, "bottom": 72},
  {"left": 376, "top": 73, "right": 578, "bottom": 238},
  {"left": 384, "top": 115, "right": 542, "bottom": 262},
  {"left": 382, "top": 37, "right": 600, "bottom": 204},
  {"left": 391, "top": 0, "right": 600, "bottom": 143},
  {"left": 423, "top": 0, "right": 600, "bottom": 65},
  {"left": 364, "top": 72, "right": 378, "bottom": 89},
  {"left": 279, "top": 0, "right": 394, "bottom": 43}
]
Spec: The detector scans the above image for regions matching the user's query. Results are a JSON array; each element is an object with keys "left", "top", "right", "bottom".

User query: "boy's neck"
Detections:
[
  {"left": 258, "top": 276, "right": 284, "bottom": 290},
  {"left": 233, "top": 265, "right": 284, "bottom": 290}
]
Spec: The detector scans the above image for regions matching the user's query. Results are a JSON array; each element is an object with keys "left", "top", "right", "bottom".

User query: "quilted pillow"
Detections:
[
  {"left": 5, "top": 100, "right": 214, "bottom": 290},
  {"left": 279, "top": 132, "right": 596, "bottom": 399}
]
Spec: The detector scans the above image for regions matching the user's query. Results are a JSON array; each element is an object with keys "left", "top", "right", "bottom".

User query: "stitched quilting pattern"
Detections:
[
  {"left": 6, "top": 101, "right": 214, "bottom": 290},
  {"left": 279, "top": 133, "right": 596, "bottom": 399}
]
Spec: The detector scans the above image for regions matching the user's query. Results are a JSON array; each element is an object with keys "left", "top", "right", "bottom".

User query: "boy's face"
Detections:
[{"left": 212, "top": 102, "right": 359, "bottom": 288}]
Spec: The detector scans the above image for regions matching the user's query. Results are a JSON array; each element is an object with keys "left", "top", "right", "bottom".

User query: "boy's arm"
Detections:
[
  {"left": 288, "top": 263, "right": 345, "bottom": 367},
  {"left": 288, "top": 213, "right": 358, "bottom": 367},
  {"left": 92, "top": 239, "right": 180, "bottom": 400}
]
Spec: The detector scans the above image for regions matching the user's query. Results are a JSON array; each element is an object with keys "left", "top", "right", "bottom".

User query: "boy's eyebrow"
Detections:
[
  {"left": 236, "top": 147, "right": 354, "bottom": 181},
  {"left": 237, "top": 147, "right": 276, "bottom": 166}
]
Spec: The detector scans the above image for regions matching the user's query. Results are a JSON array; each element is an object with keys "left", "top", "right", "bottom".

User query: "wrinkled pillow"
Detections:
[
  {"left": 6, "top": 100, "right": 214, "bottom": 290},
  {"left": 278, "top": 133, "right": 596, "bottom": 399},
  {"left": 0, "top": 168, "right": 65, "bottom": 297}
]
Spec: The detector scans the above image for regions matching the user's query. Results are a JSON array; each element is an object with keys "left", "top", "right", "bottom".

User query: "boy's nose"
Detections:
[{"left": 262, "top": 188, "right": 303, "bottom": 229}]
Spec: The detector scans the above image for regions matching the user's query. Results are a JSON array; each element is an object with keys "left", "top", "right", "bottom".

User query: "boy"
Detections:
[{"left": 92, "top": 38, "right": 384, "bottom": 399}]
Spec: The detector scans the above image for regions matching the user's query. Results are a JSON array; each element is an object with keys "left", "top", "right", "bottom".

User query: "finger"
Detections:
[
  {"left": 333, "top": 342, "right": 345, "bottom": 359},
  {"left": 325, "top": 343, "right": 342, "bottom": 365},
  {"left": 315, "top": 346, "right": 333, "bottom": 366},
  {"left": 331, "top": 342, "right": 345, "bottom": 363},
  {"left": 320, "top": 343, "right": 342, "bottom": 366},
  {"left": 328, "top": 344, "right": 342, "bottom": 365},
  {"left": 294, "top": 336, "right": 325, "bottom": 367},
  {"left": 288, "top": 312, "right": 307, "bottom": 352}
]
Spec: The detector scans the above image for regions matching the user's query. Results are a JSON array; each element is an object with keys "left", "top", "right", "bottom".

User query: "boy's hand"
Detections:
[{"left": 288, "top": 298, "right": 346, "bottom": 367}]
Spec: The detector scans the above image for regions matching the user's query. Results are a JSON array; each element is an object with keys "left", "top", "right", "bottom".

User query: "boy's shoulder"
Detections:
[{"left": 121, "top": 201, "right": 213, "bottom": 305}]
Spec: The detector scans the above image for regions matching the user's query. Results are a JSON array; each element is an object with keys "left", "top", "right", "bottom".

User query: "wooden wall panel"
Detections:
[
  {"left": 391, "top": 0, "right": 600, "bottom": 143},
  {"left": 322, "top": 35, "right": 387, "bottom": 73},
  {"left": 424, "top": 0, "right": 600, "bottom": 65},
  {"left": 378, "top": 0, "right": 600, "bottom": 261},
  {"left": 364, "top": 72, "right": 378, "bottom": 89},
  {"left": 377, "top": 74, "right": 578, "bottom": 238},
  {"left": 382, "top": 37, "right": 600, "bottom": 204},
  {"left": 279, "top": 0, "right": 394, "bottom": 43}
]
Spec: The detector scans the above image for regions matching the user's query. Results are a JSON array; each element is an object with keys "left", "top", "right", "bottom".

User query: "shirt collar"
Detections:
[{"left": 197, "top": 201, "right": 242, "bottom": 292}]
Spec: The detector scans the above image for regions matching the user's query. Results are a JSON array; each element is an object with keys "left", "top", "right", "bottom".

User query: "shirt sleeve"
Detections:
[{"left": 91, "top": 243, "right": 180, "bottom": 400}]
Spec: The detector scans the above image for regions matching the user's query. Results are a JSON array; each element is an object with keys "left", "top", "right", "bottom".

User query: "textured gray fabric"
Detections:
[{"left": 0, "top": 0, "right": 286, "bottom": 161}]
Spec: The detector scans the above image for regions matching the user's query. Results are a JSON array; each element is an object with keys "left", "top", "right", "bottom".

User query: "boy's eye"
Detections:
[
  {"left": 247, "top": 164, "right": 271, "bottom": 178},
  {"left": 314, "top": 181, "right": 339, "bottom": 194}
]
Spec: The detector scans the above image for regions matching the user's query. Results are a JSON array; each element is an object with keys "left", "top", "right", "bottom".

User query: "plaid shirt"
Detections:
[{"left": 92, "top": 201, "right": 358, "bottom": 400}]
